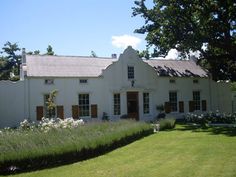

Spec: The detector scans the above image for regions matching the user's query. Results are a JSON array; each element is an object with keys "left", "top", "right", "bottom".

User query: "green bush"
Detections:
[
  {"left": 0, "top": 120, "right": 152, "bottom": 174},
  {"left": 159, "top": 118, "right": 176, "bottom": 130},
  {"left": 185, "top": 111, "right": 236, "bottom": 125}
]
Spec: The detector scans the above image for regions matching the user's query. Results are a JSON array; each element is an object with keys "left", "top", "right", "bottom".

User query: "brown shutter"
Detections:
[
  {"left": 72, "top": 105, "right": 79, "bottom": 119},
  {"left": 202, "top": 100, "right": 207, "bottom": 111},
  {"left": 189, "top": 101, "right": 194, "bottom": 112},
  {"left": 36, "top": 106, "right": 44, "bottom": 121},
  {"left": 179, "top": 101, "right": 184, "bottom": 113},
  {"left": 91, "top": 104, "right": 98, "bottom": 118},
  {"left": 57, "top": 106, "right": 64, "bottom": 119},
  {"left": 164, "top": 102, "right": 171, "bottom": 113}
]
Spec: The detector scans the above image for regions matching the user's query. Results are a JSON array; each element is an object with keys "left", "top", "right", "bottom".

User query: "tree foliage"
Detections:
[
  {"left": 133, "top": 0, "right": 236, "bottom": 81},
  {"left": 46, "top": 45, "right": 54, "bottom": 55},
  {"left": 1, "top": 41, "right": 21, "bottom": 76},
  {"left": 90, "top": 51, "right": 98, "bottom": 57}
]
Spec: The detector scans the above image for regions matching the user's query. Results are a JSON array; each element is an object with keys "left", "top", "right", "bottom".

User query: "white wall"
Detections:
[
  {"left": 0, "top": 47, "right": 233, "bottom": 128},
  {"left": 0, "top": 81, "right": 25, "bottom": 128}
]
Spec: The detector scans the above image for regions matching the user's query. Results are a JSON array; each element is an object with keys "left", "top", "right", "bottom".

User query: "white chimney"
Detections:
[
  {"left": 22, "top": 48, "right": 26, "bottom": 63},
  {"left": 20, "top": 48, "right": 27, "bottom": 80},
  {"left": 111, "top": 54, "right": 117, "bottom": 59}
]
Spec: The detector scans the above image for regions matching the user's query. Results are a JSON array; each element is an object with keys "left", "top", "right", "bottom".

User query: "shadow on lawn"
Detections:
[{"left": 175, "top": 124, "right": 236, "bottom": 137}]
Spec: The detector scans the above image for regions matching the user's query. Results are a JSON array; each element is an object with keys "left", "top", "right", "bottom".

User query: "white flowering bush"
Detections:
[
  {"left": 17, "top": 117, "right": 85, "bottom": 133},
  {"left": 38, "top": 117, "right": 84, "bottom": 132},
  {"left": 185, "top": 111, "right": 236, "bottom": 125}
]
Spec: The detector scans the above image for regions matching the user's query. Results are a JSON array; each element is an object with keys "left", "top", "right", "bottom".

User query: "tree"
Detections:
[
  {"left": 34, "top": 50, "right": 40, "bottom": 55},
  {"left": 136, "top": 49, "right": 150, "bottom": 59},
  {"left": 46, "top": 90, "right": 58, "bottom": 118},
  {"left": 132, "top": 0, "right": 236, "bottom": 81},
  {"left": 2, "top": 41, "right": 21, "bottom": 76},
  {"left": 46, "top": 45, "right": 54, "bottom": 55},
  {"left": 90, "top": 51, "right": 97, "bottom": 57},
  {"left": 27, "top": 50, "right": 40, "bottom": 55}
]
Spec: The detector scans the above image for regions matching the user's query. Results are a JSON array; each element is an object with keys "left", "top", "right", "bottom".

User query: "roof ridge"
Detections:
[
  {"left": 26, "top": 54, "right": 115, "bottom": 60},
  {"left": 146, "top": 58, "right": 191, "bottom": 61}
]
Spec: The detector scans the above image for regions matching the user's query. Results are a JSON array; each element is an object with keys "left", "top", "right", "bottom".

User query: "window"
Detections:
[
  {"left": 193, "top": 91, "right": 201, "bottom": 110},
  {"left": 44, "top": 94, "right": 56, "bottom": 118},
  {"left": 128, "top": 66, "right": 134, "bottom": 79},
  {"left": 80, "top": 79, "right": 88, "bottom": 84},
  {"left": 143, "top": 93, "right": 150, "bottom": 114},
  {"left": 113, "top": 93, "right": 120, "bottom": 115},
  {"left": 169, "top": 91, "right": 177, "bottom": 112},
  {"left": 169, "top": 79, "right": 176, "bottom": 83},
  {"left": 45, "top": 79, "right": 54, "bottom": 85},
  {"left": 193, "top": 79, "right": 199, "bottom": 84},
  {"left": 79, "top": 94, "right": 90, "bottom": 117}
]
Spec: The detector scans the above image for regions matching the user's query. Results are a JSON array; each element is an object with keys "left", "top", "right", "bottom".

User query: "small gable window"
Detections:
[
  {"left": 45, "top": 79, "right": 54, "bottom": 85},
  {"left": 80, "top": 79, "right": 88, "bottom": 84},
  {"left": 169, "top": 79, "right": 176, "bottom": 84},
  {"left": 128, "top": 66, "right": 134, "bottom": 79}
]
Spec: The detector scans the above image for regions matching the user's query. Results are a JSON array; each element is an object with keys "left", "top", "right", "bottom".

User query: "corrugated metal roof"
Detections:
[
  {"left": 26, "top": 55, "right": 117, "bottom": 77},
  {"left": 26, "top": 55, "right": 208, "bottom": 78},
  {"left": 145, "top": 59, "right": 208, "bottom": 77}
]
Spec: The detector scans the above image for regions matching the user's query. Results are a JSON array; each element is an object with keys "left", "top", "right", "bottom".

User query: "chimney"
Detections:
[
  {"left": 111, "top": 54, "right": 117, "bottom": 59},
  {"left": 20, "top": 48, "right": 27, "bottom": 80},
  {"left": 22, "top": 48, "right": 26, "bottom": 63}
]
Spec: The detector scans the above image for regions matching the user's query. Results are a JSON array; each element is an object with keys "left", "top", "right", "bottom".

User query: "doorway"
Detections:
[{"left": 127, "top": 92, "right": 139, "bottom": 121}]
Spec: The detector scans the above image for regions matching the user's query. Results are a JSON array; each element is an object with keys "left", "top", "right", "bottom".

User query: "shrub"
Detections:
[
  {"left": 185, "top": 111, "right": 236, "bottom": 125},
  {"left": 0, "top": 120, "right": 152, "bottom": 174},
  {"left": 159, "top": 117, "right": 176, "bottom": 130}
]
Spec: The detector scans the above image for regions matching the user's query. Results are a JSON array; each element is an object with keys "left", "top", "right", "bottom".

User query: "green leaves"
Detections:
[{"left": 133, "top": 0, "right": 236, "bottom": 80}]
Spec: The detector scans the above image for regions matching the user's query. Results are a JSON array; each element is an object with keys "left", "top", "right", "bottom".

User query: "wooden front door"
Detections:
[{"left": 127, "top": 92, "right": 139, "bottom": 121}]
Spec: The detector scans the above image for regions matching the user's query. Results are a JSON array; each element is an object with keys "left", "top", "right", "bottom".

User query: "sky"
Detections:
[{"left": 0, "top": 0, "right": 178, "bottom": 58}]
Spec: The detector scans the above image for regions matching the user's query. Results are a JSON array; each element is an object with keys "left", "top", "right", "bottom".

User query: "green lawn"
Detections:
[{"left": 5, "top": 125, "right": 236, "bottom": 177}]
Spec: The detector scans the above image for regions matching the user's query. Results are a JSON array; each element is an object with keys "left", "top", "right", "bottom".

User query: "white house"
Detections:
[{"left": 0, "top": 46, "right": 233, "bottom": 128}]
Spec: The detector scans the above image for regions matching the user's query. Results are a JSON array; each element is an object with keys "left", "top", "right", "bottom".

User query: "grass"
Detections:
[
  {"left": 4, "top": 124, "right": 236, "bottom": 177},
  {"left": 0, "top": 120, "right": 152, "bottom": 173}
]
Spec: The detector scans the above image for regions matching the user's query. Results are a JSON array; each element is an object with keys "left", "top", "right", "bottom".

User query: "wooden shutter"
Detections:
[
  {"left": 164, "top": 102, "right": 171, "bottom": 113},
  {"left": 72, "top": 105, "right": 79, "bottom": 119},
  {"left": 189, "top": 101, "right": 194, "bottom": 112},
  {"left": 57, "top": 106, "right": 64, "bottom": 119},
  {"left": 179, "top": 101, "right": 184, "bottom": 113},
  {"left": 36, "top": 106, "right": 44, "bottom": 121},
  {"left": 91, "top": 104, "right": 98, "bottom": 118},
  {"left": 202, "top": 100, "right": 207, "bottom": 111}
]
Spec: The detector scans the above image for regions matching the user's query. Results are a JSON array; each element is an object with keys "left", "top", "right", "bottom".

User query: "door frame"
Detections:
[{"left": 126, "top": 91, "right": 139, "bottom": 121}]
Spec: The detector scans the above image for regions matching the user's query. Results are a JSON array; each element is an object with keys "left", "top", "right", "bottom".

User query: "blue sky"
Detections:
[{"left": 0, "top": 0, "right": 153, "bottom": 57}]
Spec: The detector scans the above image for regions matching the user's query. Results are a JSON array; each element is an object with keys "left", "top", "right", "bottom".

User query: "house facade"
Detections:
[{"left": 0, "top": 46, "right": 233, "bottom": 127}]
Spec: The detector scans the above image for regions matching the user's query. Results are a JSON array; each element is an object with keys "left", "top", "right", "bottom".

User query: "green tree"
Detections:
[
  {"left": 133, "top": 0, "right": 236, "bottom": 81},
  {"left": 34, "top": 50, "right": 40, "bottom": 55},
  {"left": 0, "top": 56, "right": 10, "bottom": 80},
  {"left": 46, "top": 45, "right": 54, "bottom": 55},
  {"left": 46, "top": 90, "right": 58, "bottom": 118},
  {"left": 27, "top": 50, "right": 40, "bottom": 55},
  {"left": 2, "top": 41, "right": 21, "bottom": 76},
  {"left": 90, "top": 51, "right": 97, "bottom": 57},
  {"left": 136, "top": 49, "right": 150, "bottom": 59}
]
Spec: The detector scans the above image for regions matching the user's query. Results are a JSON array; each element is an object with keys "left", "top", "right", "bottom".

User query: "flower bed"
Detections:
[{"left": 0, "top": 119, "right": 152, "bottom": 174}]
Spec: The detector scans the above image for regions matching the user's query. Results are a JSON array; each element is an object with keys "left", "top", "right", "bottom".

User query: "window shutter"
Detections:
[
  {"left": 91, "top": 104, "right": 98, "bottom": 118},
  {"left": 202, "top": 100, "right": 207, "bottom": 111},
  {"left": 164, "top": 102, "right": 171, "bottom": 113},
  {"left": 179, "top": 101, "right": 184, "bottom": 113},
  {"left": 57, "top": 105, "right": 64, "bottom": 119},
  {"left": 189, "top": 101, "right": 194, "bottom": 112},
  {"left": 72, "top": 105, "right": 79, "bottom": 119},
  {"left": 36, "top": 106, "right": 44, "bottom": 121}
]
